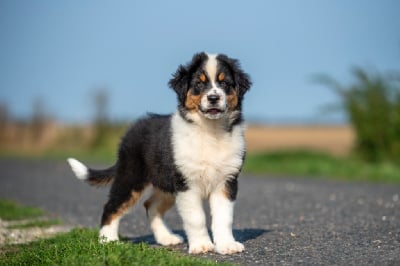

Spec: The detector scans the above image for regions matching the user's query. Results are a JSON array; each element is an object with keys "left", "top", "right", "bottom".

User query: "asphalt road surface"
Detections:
[{"left": 1, "top": 159, "right": 399, "bottom": 265}]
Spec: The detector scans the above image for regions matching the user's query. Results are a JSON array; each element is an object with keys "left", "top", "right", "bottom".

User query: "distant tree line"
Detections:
[
  {"left": 0, "top": 97, "right": 52, "bottom": 144},
  {"left": 0, "top": 88, "right": 126, "bottom": 153}
]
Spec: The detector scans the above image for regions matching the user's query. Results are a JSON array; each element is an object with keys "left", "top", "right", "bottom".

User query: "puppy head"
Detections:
[{"left": 169, "top": 52, "right": 251, "bottom": 121}]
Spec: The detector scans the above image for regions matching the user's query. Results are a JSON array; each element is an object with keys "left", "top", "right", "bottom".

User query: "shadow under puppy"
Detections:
[{"left": 67, "top": 52, "right": 251, "bottom": 254}]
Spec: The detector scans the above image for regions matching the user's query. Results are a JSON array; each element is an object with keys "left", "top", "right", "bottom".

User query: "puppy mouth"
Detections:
[{"left": 203, "top": 108, "right": 223, "bottom": 115}]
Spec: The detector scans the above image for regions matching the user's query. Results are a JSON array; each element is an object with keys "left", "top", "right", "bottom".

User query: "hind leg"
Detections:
[
  {"left": 99, "top": 183, "right": 144, "bottom": 243},
  {"left": 144, "top": 188, "right": 183, "bottom": 246}
]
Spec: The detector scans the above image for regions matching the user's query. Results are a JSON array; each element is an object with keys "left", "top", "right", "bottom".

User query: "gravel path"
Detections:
[{"left": 0, "top": 159, "right": 399, "bottom": 265}]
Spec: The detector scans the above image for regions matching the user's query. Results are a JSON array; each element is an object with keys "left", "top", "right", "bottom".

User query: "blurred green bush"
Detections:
[{"left": 316, "top": 68, "right": 400, "bottom": 162}]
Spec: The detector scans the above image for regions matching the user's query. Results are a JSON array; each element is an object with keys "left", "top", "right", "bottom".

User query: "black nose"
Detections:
[{"left": 207, "top": 94, "right": 220, "bottom": 104}]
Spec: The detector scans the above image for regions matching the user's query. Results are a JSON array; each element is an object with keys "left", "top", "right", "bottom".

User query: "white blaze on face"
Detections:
[
  {"left": 201, "top": 53, "right": 227, "bottom": 119},
  {"left": 205, "top": 53, "right": 218, "bottom": 82}
]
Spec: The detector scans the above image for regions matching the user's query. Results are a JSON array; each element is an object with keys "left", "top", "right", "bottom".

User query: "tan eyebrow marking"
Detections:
[
  {"left": 199, "top": 73, "right": 207, "bottom": 82},
  {"left": 218, "top": 72, "right": 225, "bottom": 82}
]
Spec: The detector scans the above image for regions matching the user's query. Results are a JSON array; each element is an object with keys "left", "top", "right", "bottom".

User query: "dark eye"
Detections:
[
  {"left": 192, "top": 82, "right": 203, "bottom": 94},
  {"left": 196, "top": 81, "right": 204, "bottom": 88},
  {"left": 219, "top": 79, "right": 231, "bottom": 87},
  {"left": 217, "top": 73, "right": 232, "bottom": 87}
]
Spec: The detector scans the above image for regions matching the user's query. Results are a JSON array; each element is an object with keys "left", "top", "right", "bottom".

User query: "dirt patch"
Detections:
[
  {"left": 0, "top": 218, "right": 72, "bottom": 246},
  {"left": 245, "top": 125, "right": 355, "bottom": 156}
]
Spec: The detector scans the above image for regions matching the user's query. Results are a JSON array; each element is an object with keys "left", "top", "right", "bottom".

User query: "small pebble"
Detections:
[{"left": 393, "top": 194, "right": 399, "bottom": 202}]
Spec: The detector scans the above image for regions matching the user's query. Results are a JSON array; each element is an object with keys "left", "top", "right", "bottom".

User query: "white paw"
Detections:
[
  {"left": 188, "top": 239, "right": 215, "bottom": 254},
  {"left": 156, "top": 233, "right": 184, "bottom": 246},
  {"left": 99, "top": 234, "right": 119, "bottom": 243},
  {"left": 214, "top": 241, "right": 244, "bottom": 254},
  {"left": 99, "top": 228, "right": 119, "bottom": 243}
]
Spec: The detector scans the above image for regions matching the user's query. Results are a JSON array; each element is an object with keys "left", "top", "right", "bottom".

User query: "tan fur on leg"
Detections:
[{"left": 144, "top": 189, "right": 183, "bottom": 246}]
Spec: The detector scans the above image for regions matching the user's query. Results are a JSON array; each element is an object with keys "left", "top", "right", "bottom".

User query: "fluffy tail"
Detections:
[{"left": 67, "top": 158, "right": 116, "bottom": 186}]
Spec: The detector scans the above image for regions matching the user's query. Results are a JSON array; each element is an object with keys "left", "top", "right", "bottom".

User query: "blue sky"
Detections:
[{"left": 0, "top": 1, "right": 399, "bottom": 124}]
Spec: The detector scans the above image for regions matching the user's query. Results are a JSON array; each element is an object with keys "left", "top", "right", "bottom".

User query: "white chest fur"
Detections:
[{"left": 171, "top": 112, "right": 245, "bottom": 197}]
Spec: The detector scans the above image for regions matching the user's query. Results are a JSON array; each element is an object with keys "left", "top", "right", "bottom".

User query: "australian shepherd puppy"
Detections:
[{"left": 67, "top": 52, "right": 251, "bottom": 254}]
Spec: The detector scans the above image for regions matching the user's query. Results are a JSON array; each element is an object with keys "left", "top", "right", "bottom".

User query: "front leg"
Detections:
[
  {"left": 175, "top": 189, "right": 214, "bottom": 254},
  {"left": 210, "top": 179, "right": 244, "bottom": 254}
]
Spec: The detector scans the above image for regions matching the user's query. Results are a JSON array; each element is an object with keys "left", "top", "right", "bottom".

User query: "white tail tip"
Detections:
[{"left": 67, "top": 158, "right": 88, "bottom": 180}]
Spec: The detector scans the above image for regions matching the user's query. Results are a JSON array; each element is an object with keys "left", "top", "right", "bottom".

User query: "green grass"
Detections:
[
  {"left": 1, "top": 228, "right": 225, "bottom": 266},
  {"left": 0, "top": 199, "right": 227, "bottom": 265},
  {"left": 243, "top": 150, "right": 400, "bottom": 184},
  {"left": 0, "top": 199, "right": 62, "bottom": 229},
  {"left": 0, "top": 200, "right": 44, "bottom": 221},
  {"left": 7, "top": 219, "right": 62, "bottom": 229}
]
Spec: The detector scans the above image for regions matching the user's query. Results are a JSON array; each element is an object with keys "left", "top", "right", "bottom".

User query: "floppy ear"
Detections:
[
  {"left": 168, "top": 52, "right": 207, "bottom": 105},
  {"left": 168, "top": 65, "right": 188, "bottom": 104},
  {"left": 230, "top": 59, "right": 251, "bottom": 98},
  {"left": 235, "top": 68, "right": 251, "bottom": 98}
]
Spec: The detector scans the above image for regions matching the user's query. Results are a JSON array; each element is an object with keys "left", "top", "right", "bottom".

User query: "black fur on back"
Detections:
[{"left": 115, "top": 113, "right": 188, "bottom": 194}]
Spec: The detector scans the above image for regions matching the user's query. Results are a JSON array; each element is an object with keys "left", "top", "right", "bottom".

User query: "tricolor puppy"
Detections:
[{"left": 67, "top": 52, "right": 251, "bottom": 254}]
